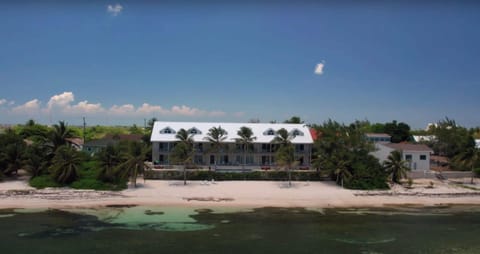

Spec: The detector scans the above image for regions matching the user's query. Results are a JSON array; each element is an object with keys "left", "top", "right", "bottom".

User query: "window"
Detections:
[
  {"left": 160, "top": 127, "right": 175, "bottom": 134},
  {"left": 188, "top": 127, "right": 201, "bottom": 135},
  {"left": 405, "top": 154, "right": 412, "bottom": 161},
  {"left": 420, "top": 155, "right": 427, "bottom": 160},
  {"left": 264, "top": 129, "right": 275, "bottom": 136},
  {"left": 296, "top": 144, "right": 304, "bottom": 152},
  {"left": 290, "top": 129, "right": 304, "bottom": 136}
]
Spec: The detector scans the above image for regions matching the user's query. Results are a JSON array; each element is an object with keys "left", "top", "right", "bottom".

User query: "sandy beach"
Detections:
[{"left": 1, "top": 177, "right": 480, "bottom": 209}]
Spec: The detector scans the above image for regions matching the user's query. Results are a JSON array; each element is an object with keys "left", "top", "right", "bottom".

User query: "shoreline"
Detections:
[{"left": 1, "top": 179, "right": 480, "bottom": 210}]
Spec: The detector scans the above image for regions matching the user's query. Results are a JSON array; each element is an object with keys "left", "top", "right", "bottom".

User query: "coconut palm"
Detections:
[
  {"left": 333, "top": 159, "right": 351, "bottom": 187},
  {"left": 276, "top": 145, "right": 298, "bottom": 187},
  {"left": 171, "top": 128, "right": 194, "bottom": 185},
  {"left": 95, "top": 144, "right": 121, "bottom": 183},
  {"left": 170, "top": 142, "right": 194, "bottom": 185},
  {"left": 452, "top": 147, "right": 480, "bottom": 184},
  {"left": 272, "top": 128, "right": 297, "bottom": 187},
  {"left": 235, "top": 126, "right": 256, "bottom": 170},
  {"left": 384, "top": 150, "right": 410, "bottom": 184},
  {"left": 116, "top": 141, "right": 149, "bottom": 188},
  {"left": 24, "top": 144, "right": 49, "bottom": 178},
  {"left": 0, "top": 143, "right": 26, "bottom": 177},
  {"left": 272, "top": 128, "right": 294, "bottom": 147},
  {"left": 0, "top": 129, "right": 26, "bottom": 177},
  {"left": 49, "top": 145, "right": 82, "bottom": 184},
  {"left": 49, "top": 121, "right": 75, "bottom": 152},
  {"left": 204, "top": 126, "right": 227, "bottom": 170}
]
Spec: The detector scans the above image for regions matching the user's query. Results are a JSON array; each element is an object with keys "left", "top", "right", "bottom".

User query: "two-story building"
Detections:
[
  {"left": 371, "top": 143, "right": 434, "bottom": 171},
  {"left": 150, "top": 121, "right": 314, "bottom": 170}
]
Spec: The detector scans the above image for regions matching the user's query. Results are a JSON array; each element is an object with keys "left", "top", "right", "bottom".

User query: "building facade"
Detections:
[
  {"left": 150, "top": 122, "right": 314, "bottom": 169},
  {"left": 372, "top": 143, "right": 433, "bottom": 171}
]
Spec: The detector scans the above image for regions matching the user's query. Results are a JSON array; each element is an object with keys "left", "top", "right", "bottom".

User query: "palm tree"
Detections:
[
  {"left": 0, "top": 129, "right": 26, "bottom": 177},
  {"left": 116, "top": 141, "right": 149, "bottom": 188},
  {"left": 95, "top": 144, "right": 121, "bottom": 183},
  {"left": 24, "top": 144, "right": 49, "bottom": 178},
  {"left": 171, "top": 128, "right": 194, "bottom": 185},
  {"left": 0, "top": 143, "right": 26, "bottom": 176},
  {"left": 272, "top": 128, "right": 294, "bottom": 147},
  {"left": 276, "top": 145, "right": 298, "bottom": 187},
  {"left": 453, "top": 147, "right": 480, "bottom": 184},
  {"left": 171, "top": 142, "right": 194, "bottom": 185},
  {"left": 50, "top": 121, "right": 75, "bottom": 152},
  {"left": 204, "top": 126, "right": 227, "bottom": 171},
  {"left": 49, "top": 145, "right": 82, "bottom": 184},
  {"left": 384, "top": 150, "right": 410, "bottom": 184},
  {"left": 333, "top": 159, "right": 351, "bottom": 187},
  {"left": 272, "top": 128, "right": 296, "bottom": 187},
  {"left": 235, "top": 126, "right": 256, "bottom": 170}
]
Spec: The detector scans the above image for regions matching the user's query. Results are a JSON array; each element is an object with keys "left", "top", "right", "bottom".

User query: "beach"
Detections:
[{"left": 1, "top": 178, "right": 480, "bottom": 209}]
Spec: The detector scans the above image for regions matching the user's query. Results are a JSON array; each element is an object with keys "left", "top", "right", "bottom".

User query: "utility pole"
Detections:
[{"left": 83, "top": 117, "right": 86, "bottom": 144}]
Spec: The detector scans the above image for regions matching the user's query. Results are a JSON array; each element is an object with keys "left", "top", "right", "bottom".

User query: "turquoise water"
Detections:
[{"left": 1, "top": 206, "right": 480, "bottom": 254}]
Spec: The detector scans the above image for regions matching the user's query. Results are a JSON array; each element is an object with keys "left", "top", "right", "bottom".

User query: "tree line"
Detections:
[{"left": 1, "top": 117, "right": 479, "bottom": 190}]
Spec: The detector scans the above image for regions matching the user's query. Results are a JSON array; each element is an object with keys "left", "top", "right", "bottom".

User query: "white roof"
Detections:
[
  {"left": 150, "top": 121, "right": 314, "bottom": 144},
  {"left": 476, "top": 139, "right": 480, "bottom": 149},
  {"left": 413, "top": 135, "right": 436, "bottom": 142}
]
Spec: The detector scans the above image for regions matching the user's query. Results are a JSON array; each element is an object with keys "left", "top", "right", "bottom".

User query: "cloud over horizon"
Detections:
[{"left": 4, "top": 92, "right": 227, "bottom": 121}]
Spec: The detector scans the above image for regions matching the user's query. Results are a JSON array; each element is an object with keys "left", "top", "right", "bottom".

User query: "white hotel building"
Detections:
[{"left": 150, "top": 121, "right": 315, "bottom": 170}]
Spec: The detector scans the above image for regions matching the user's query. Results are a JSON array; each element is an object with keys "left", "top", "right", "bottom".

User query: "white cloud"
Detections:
[
  {"left": 314, "top": 61, "right": 325, "bottom": 75},
  {"left": 12, "top": 99, "right": 41, "bottom": 114},
  {"left": 137, "top": 103, "right": 168, "bottom": 115},
  {"left": 110, "top": 104, "right": 136, "bottom": 115},
  {"left": 0, "top": 99, "right": 14, "bottom": 106},
  {"left": 47, "top": 91, "right": 74, "bottom": 111},
  {"left": 171, "top": 105, "right": 202, "bottom": 116},
  {"left": 70, "top": 101, "right": 104, "bottom": 114},
  {"left": 107, "top": 4, "right": 123, "bottom": 16},
  {"left": 5, "top": 91, "right": 229, "bottom": 119}
]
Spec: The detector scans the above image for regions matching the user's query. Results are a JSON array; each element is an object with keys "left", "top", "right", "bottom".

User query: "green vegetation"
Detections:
[
  {"left": 235, "top": 126, "right": 256, "bottom": 171},
  {"left": 313, "top": 120, "right": 389, "bottom": 190},
  {"left": 2, "top": 116, "right": 479, "bottom": 191},
  {"left": 0, "top": 119, "right": 148, "bottom": 190},
  {"left": 272, "top": 128, "right": 297, "bottom": 187},
  {"left": 145, "top": 170, "right": 326, "bottom": 181},
  {"left": 170, "top": 128, "right": 194, "bottom": 185},
  {"left": 384, "top": 150, "right": 410, "bottom": 184},
  {"left": 204, "top": 126, "right": 227, "bottom": 171}
]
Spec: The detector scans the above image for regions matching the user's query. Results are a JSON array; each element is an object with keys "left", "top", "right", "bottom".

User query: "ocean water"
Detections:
[{"left": 1, "top": 206, "right": 480, "bottom": 254}]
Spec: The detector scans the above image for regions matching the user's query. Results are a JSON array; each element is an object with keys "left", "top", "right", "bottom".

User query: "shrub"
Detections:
[
  {"left": 144, "top": 170, "right": 325, "bottom": 181},
  {"left": 29, "top": 175, "right": 63, "bottom": 189}
]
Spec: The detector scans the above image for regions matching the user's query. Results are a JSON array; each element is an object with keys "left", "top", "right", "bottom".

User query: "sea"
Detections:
[{"left": 1, "top": 205, "right": 479, "bottom": 254}]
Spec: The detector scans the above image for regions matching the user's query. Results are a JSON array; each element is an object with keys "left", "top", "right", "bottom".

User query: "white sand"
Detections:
[{"left": 1, "top": 178, "right": 480, "bottom": 209}]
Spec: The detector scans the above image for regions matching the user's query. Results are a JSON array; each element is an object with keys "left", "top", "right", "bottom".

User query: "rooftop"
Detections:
[
  {"left": 383, "top": 143, "right": 434, "bottom": 152},
  {"left": 150, "top": 121, "right": 314, "bottom": 144}
]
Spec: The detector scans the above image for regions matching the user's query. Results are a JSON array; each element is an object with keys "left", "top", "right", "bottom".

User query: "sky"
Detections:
[{"left": 1, "top": 1, "right": 479, "bottom": 129}]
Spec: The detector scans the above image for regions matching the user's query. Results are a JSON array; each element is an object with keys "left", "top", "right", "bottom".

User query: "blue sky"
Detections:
[{"left": 1, "top": 1, "right": 479, "bottom": 129}]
